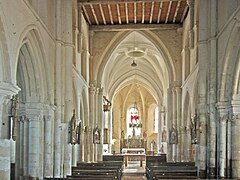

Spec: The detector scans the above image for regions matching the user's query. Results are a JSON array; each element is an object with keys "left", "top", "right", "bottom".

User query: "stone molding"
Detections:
[
  {"left": 0, "top": 82, "right": 20, "bottom": 103},
  {"left": 232, "top": 113, "right": 240, "bottom": 122}
]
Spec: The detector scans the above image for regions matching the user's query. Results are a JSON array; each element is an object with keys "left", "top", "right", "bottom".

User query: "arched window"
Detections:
[
  {"left": 127, "top": 106, "right": 142, "bottom": 137},
  {"left": 154, "top": 107, "right": 159, "bottom": 133}
]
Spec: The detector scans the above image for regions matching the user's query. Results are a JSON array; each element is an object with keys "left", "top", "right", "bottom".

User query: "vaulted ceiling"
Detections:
[
  {"left": 79, "top": 0, "right": 189, "bottom": 26},
  {"left": 78, "top": 0, "right": 188, "bottom": 106}
]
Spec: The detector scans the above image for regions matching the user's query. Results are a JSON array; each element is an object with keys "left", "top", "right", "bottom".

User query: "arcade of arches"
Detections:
[{"left": 0, "top": 0, "right": 240, "bottom": 179}]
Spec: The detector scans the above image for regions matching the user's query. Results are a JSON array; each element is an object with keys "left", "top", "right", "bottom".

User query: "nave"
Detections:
[
  {"left": 1, "top": 1, "right": 240, "bottom": 179},
  {"left": 42, "top": 154, "right": 199, "bottom": 180}
]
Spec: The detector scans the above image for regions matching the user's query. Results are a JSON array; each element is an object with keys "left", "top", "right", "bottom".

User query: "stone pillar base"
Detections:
[
  {"left": 29, "top": 177, "right": 39, "bottom": 180},
  {"left": 208, "top": 167, "right": 216, "bottom": 179},
  {"left": 0, "top": 139, "right": 10, "bottom": 180},
  {"left": 199, "top": 170, "right": 206, "bottom": 179}
]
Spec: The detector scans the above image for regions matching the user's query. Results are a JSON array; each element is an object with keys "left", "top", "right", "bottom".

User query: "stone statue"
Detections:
[
  {"left": 169, "top": 127, "right": 178, "bottom": 144},
  {"left": 121, "top": 130, "right": 125, "bottom": 139},
  {"left": 162, "top": 128, "right": 166, "bottom": 142},
  {"left": 191, "top": 113, "right": 198, "bottom": 144},
  {"left": 160, "top": 144, "right": 164, "bottom": 154},
  {"left": 93, "top": 126, "right": 100, "bottom": 144},
  {"left": 70, "top": 110, "right": 77, "bottom": 144}
]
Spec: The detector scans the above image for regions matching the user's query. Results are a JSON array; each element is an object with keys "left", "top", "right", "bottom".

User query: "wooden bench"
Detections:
[
  {"left": 146, "top": 161, "right": 197, "bottom": 179},
  {"left": 103, "top": 155, "right": 124, "bottom": 162},
  {"left": 73, "top": 161, "right": 123, "bottom": 179}
]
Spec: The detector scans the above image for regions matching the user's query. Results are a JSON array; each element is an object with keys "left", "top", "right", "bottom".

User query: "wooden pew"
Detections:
[
  {"left": 146, "top": 161, "right": 197, "bottom": 180},
  {"left": 73, "top": 161, "right": 123, "bottom": 180}
]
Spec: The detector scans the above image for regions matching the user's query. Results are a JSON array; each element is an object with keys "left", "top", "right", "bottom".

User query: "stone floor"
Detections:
[{"left": 122, "top": 161, "right": 147, "bottom": 180}]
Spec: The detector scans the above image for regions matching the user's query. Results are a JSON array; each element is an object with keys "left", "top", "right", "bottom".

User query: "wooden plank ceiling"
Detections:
[{"left": 79, "top": 0, "right": 189, "bottom": 26}]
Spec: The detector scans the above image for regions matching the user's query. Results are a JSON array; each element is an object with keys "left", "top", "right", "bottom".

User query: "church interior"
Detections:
[{"left": 0, "top": 0, "right": 240, "bottom": 179}]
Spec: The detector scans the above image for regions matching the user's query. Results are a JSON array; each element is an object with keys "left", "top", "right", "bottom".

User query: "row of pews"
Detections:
[
  {"left": 45, "top": 155, "right": 124, "bottom": 180},
  {"left": 146, "top": 155, "right": 198, "bottom": 179},
  {"left": 70, "top": 161, "right": 123, "bottom": 179}
]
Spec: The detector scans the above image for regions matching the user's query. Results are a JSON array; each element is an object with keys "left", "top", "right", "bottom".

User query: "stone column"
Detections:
[
  {"left": 217, "top": 105, "right": 229, "bottom": 178},
  {"left": 15, "top": 115, "right": 23, "bottom": 179},
  {"left": 0, "top": 83, "right": 20, "bottom": 179},
  {"left": 23, "top": 116, "right": 29, "bottom": 178},
  {"left": 172, "top": 87, "right": 177, "bottom": 162},
  {"left": 53, "top": 106, "right": 61, "bottom": 177},
  {"left": 176, "top": 87, "right": 181, "bottom": 161},
  {"left": 108, "top": 108, "right": 113, "bottom": 155},
  {"left": 44, "top": 107, "right": 54, "bottom": 178},
  {"left": 231, "top": 114, "right": 240, "bottom": 178},
  {"left": 158, "top": 106, "right": 163, "bottom": 153},
  {"left": 231, "top": 97, "right": 240, "bottom": 179},
  {"left": 166, "top": 88, "right": 172, "bottom": 160},
  {"left": 63, "top": 3, "right": 74, "bottom": 174},
  {"left": 89, "top": 84, "right": 95, "bottom": 162},
  {"left": 187, "top": 0, "right": 194, "bottom": 48},
  {"left": 54, "top": 0, "right": 63, "bottom": 177},
  {"left": 96, "top": 87, "right": 104, "bottom": 161},
  {"left": 94, "top": 87, "right": 99, "bottom": 161},
  {"left": 208, "top": 0, "right": 217, "bottom": 177},
  {"left": 197, "top": 0, "right": 209, "bottom": 176},
  {"left": 25, "top": 103, "right": 42, "bottom": 179},
  {"left": 63, "top": 123, "right": 71, "bottom": 177}
]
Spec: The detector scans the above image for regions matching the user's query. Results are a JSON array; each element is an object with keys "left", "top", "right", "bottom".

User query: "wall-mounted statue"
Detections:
[
  {"left": 76, "top": 120, "right": 81, "bottom": 144},
  {"left": 169, "top": 127, "right": 178, "bottom": 144},
  {"left": 69, "top": 110, "right": 77, "bottom": 144},
  {"left": 191, "top": 112, "right": 198, "bottom": 144},
  {"left": 162, "top": 128, "right": 167, "bottom": 142},
  {"left": 93, "top": 126, "right": 100, "bottom": 144},
  {"left": 8, "top": 95, "right": 18, "bottom": 141}
]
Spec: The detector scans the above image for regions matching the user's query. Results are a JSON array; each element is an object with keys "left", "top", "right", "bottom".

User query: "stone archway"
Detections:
[
  {"left": 218, "top": 13, "right": 240, "bottom": 178},
  {"left": 15, "top": 28, "right": 52, "bottom": 179}
]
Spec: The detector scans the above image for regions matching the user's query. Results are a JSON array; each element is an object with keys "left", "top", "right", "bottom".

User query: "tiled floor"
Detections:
[{"left": 122, "top": 161, "right": 147, "bottom": 180}]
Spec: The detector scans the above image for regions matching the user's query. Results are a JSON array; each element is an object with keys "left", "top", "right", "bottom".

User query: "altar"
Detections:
[{"left": 121, "top": 148, "right": 146, "bottom": 167}]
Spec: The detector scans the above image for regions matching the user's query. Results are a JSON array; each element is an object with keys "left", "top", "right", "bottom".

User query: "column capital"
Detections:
[
  {"left": 232, "top": 113, "right": 240, "bottom": 122},
  {"left": 0, "top": 82, "right": 20, "bottom": 104},
  {"left": 219, "top": 113, "right": 230, "bottom": 123}
]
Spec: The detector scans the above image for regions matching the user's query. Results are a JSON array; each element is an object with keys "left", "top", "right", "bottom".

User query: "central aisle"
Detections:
[{"left": 122, "top": 161, "right": 147, "bottom": 180}]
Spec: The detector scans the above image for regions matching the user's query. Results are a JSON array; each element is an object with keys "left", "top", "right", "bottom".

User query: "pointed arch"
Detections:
[
  {"left": 0, "top": 16, "right": 11, "bottom": 82},
  {"left": 16, "top": 26, "right": 52, "bottom": 104},
  {"left": 219, "top": 18, "right": 240, "bottom": 102}
]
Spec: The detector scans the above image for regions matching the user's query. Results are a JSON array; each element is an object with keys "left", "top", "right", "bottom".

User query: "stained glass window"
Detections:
[{"left": 127, "top": 106, "right": 142, "bottom": 137}]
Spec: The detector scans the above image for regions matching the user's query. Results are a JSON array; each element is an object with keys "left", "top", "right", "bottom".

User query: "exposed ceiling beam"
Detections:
[
  {"left": 173, "top": 0, "right": 181, "bottom": 23},
  {"left": 149, "top": 1, "right": 155, "bottom": 23},
  {"left": 107, "top": 4, "right": 114, "bottom": 24},
  {"left": 141, "top": 2, "right": 145, "bottom": 24},
  {"left": 125, "top": 3, "right": 129, "bottom": 24},
  {"left": 90, "top": 4, "right": 99, "bottom": 25},
  {"left": 134, "top": 2, "right": 137, "bottom": 23},
  {"left": 180, "top": 4, "right": 188, "bottom": 23},
  {"left": 165, "top": 1, "right": 172, "bottom": 23},
  {"left": 116, "top": 4, "right": 122, "bottom": 24},
  {"left": 99, "top": 4, "right": 106, "bottom": 25},
  {"left": 89, "top": 23, "right": 181, "bottom": 31},
  {"left": 157, "top": 1, "right": 163, "bottom": 23},
  {"left": 82, "top": 5, "right": 91, "bottom": 25},
  {"left": 79, "top": 0, "right": 185, "bottom": 4}
]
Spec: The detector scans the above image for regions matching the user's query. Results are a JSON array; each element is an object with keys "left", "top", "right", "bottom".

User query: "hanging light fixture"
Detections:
[
  {"left": 103, "top": 96, "right": 112, "bottom": 112},
  {"left": 131, "top": 59, "right": 137, "bottom": 67}
]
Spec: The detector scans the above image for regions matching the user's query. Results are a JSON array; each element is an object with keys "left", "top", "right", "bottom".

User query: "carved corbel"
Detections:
[{"left": 232, "top": 113, "right": 240, "bottom": 123}]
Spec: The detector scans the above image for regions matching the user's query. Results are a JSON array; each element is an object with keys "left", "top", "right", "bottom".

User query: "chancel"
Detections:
[{"left": 0, "top": 0, "right": 240, "bottom": 180}]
